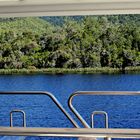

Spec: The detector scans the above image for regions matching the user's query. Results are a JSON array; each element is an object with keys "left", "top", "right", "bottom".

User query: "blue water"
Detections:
[{"left": 0, "top": 74, "right": 139, "bottom": 140}]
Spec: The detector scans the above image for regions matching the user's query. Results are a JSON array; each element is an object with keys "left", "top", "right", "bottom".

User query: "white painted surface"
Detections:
[{"left": 0, "top": 0, "right": 140, "bottom": 17}]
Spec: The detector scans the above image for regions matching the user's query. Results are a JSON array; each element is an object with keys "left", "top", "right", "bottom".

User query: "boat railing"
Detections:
[
  {"left": 91, "top": 111, "right": 108, "bottom": 129},
  {"left": 10, "top": 110, "right": 26, "bottom": 127},
  {"left": 68, "top": 91, "right": 140, "bottom": 128},
  {"left": 0, "top": 91, "right": 79, "bottom": 128},
  {"left": 0, "top": 91, "right": 139, "bottom": 139},
  {"left": 91, "top": 111, "right": 110, "bottom": 140},
  {"left": 0, "top": 127, "right": 139, "bottom": 138}
]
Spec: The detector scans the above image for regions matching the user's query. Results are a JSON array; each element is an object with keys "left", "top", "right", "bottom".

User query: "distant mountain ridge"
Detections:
[
  {"left": 41, "top": 15, "right": 140, "bottom": 26},
  {"left": 0, "top": 15, "right": 140, "bottom": 26}
]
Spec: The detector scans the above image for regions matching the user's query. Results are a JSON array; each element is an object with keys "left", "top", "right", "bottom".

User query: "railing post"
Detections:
[
  {"left": 10, "top": 110, "right": 26, "bottom": 127},
  {"left": 91, "top": 111, "right": 111, "bottom": 140}
]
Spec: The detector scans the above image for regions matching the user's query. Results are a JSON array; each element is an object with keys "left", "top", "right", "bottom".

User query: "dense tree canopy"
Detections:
[{"left": 0, "top": 15, "right": 140, "bottom": 71}]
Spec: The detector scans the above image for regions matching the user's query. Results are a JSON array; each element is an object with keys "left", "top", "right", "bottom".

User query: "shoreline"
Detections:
[{"left": 0, "top": 67, "right": 140, "bottom": 75}]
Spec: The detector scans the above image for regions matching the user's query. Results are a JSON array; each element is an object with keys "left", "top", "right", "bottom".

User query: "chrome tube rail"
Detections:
[
  {"left": 0, "top": 91, "right": 79, "bottom": 128},
  {"left": 91, "top": 111, "right": 111, "bottom": 140},
  {"left": 0, "top": 127, "right": 139, "bottom": 138},
  {"left": 91, "top": 111, "right": 108, "bottom": 129},
  {"left": 10, "top": 110, "right": 26, "bottom": 127},
  {"left": 0, "top": 91, "right": 139, "bottom": 139},
  {"left": 68, "top": 91, "right": 140, "bottom": 128}
]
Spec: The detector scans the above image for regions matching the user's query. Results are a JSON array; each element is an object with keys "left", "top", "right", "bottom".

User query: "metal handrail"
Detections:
[
  {"left": 0, "top": 127, "right": 139, "bottom": 138},
  {"left": 0, "top": 91, "right": 79, "bottom": 128},
  {"left": 91, "top": 111, "right": 111, "bottom": 140},
  {"left": 68, "top": 91, "right": 140, "bottom": 128},
  {"left": 10, "top": 110, "right": 26, "bottom": 127},
  {"left": 0, "top": 91, "right": 139, "bottom": 139},
  {"left": 91, "top": 111, "right": 108, "bottom": 129}
]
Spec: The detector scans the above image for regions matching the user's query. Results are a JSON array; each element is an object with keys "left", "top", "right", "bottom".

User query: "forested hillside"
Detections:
[{"left": 0, "top": 15, "right": 140, "bottom": 72}]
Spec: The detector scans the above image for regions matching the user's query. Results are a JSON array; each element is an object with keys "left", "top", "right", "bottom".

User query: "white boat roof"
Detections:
[{"left": 0, "top": 0, "right": 140, "bottom": 17}]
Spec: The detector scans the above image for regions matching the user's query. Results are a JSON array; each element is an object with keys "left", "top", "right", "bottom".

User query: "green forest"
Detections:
[{"left": 0, "top": 15, "right": 140, "bottom": 74}]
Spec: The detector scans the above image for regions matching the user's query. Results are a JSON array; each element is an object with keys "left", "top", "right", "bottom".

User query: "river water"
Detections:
[{"left": 0, "top": 73, "right": 139, "bottom": 140}]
